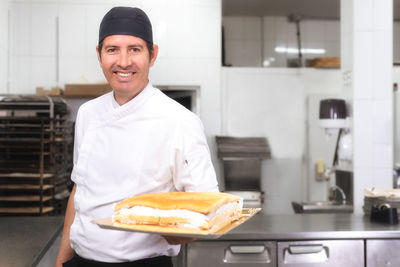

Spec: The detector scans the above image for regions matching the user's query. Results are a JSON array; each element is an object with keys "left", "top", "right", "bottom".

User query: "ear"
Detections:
[
  {"left": 149, "top": 44, "right": 159, "bottom": 67},
  {"left": 96, "top": 45, "right": 102, "bottom": 64}
]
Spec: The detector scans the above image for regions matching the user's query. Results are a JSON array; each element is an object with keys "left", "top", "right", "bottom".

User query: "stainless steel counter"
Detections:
[
  {"left": 218, "top": 213, "right": 400, "bottom": 240},
  {"left": 181, "top": 214, "right": 400, "bottom": 267},
  {"left": 1, "top": 214, "right": 398, "bottom": 267},
  {"left": 0, "top": 216, "right": 64, "bottom": 267}
]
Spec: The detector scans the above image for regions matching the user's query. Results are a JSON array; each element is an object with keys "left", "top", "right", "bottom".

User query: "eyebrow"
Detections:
[
  {"left": 128, "top": 44, "right": 144, "bottom": 49},
  {"left": 103, "top": 44, "right": 144, "bottom": 49}
]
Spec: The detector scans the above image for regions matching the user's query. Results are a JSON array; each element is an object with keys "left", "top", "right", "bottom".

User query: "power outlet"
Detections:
[{"left": 343, "top": 70, "right": 352, "bottom": 90}]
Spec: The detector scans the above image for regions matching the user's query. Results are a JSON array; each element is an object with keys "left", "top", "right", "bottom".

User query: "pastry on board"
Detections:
[{"left": 112, "top": 192, "right": 243, "bottom": 234}]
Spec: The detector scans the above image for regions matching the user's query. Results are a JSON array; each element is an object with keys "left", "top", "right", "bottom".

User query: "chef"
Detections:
[{"left": 55, "top": 6, "right": 219, "bottom": 267}]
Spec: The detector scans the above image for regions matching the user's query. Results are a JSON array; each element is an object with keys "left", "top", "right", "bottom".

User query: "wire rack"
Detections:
[{"left": 0, "top": 95, "right": 73, "bottom": 216}]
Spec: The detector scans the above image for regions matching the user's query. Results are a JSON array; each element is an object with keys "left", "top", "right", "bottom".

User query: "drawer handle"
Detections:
[
  {"left": 230, "top": 245, "right": 265, "bottom": 254},
  {"left": 288, "top": 244, "right": 323, "bottom": 254},
  {"left": 224, "top": 245, "right": 271, "bottom": 263}
]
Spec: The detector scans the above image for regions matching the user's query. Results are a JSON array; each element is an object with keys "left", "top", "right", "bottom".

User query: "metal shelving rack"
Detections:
[{"left": 0, "top": 95, "right": 73, "bottom": 216}]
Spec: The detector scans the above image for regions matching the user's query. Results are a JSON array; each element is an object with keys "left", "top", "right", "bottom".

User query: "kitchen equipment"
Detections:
[
  {"left": 291, "top": 200, "right": 353, "bottom": 213},
  {"left": 318, "top": 98, "right": 352, "bottom": 176},
  {"left": 370, "top": 204, "right": 398, "bottom": 224},
  {"left": 363, "top": 188, "right": 400, "bottom": 215},
  {"left": 317, "top": 99, "right": 354, "bottom": 212},
  {"left": 367, "top": 240, "right": 400, "bottom": 267},
  {"left": 186, "top": 241, "right": 276, "bottom": 267},
  {"left": 184, "top": 239, "right": 364, "bottom": 267},
  {"left": 216, "top": 136, "right": 270, "bottom": 208},
  {"left": 224, "top": 191, "right": 264, "bottom": 208},
  {"left": 319, "top": 99, "right": 348, "bottom": 133},
  {"left": 0, "top": 95, "right": 73, "bottom": 215},
  {"left": 335, "top": 170, "right": 353, "bottom": 204},
  {"left": 292, "top": 171, "right": 354, "bottom": 214},
  {"left": 364, "top": 197, "right": 400, "bottom": 215},
  {"left": 176, "top": 212, "right": 400, "bottom": 267},
  {"left": 328, "top": 185, "right": 347, "bottom": 204},
  {"left": 277, "top": 240, "right": 364, "bottom": 267}
]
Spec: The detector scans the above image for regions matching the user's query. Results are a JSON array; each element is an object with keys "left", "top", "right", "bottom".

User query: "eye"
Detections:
[
  {"left": 106, "top": 48, "right": 117, "bottom": 54},
  {"left": 130, "top": 47, "right": 141, "bottom": 53}
]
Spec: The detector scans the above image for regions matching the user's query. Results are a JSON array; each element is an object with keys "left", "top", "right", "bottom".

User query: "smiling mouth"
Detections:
[{"left": 114, "top": 72, "right": 135, "bottom": 78}]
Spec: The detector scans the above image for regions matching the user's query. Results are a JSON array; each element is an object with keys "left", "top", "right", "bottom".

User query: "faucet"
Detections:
[
  {"left": 323, "top": 166, "right": 336, "bottom": 181},
  {"left": 329, "top": 185, "right": 347, "bottom": 205}
]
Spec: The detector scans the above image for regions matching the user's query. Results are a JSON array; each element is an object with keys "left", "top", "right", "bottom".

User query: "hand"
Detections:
[{"left": 162, "top": 235, "right": 197, "bottom": 245}]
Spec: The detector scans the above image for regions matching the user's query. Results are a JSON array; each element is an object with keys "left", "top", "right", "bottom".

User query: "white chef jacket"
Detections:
[{"left": 69, "top": 82, "right": 219, "bottom": 262}]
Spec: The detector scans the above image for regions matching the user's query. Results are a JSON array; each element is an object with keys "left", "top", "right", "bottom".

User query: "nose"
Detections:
[{"left": 117, "top": 50, "right": 131, "bottom": 69}]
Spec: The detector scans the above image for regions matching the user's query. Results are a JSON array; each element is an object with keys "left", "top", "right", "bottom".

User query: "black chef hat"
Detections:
[{"left": 99, "top": 7, "right": 153, "bottom": 45}]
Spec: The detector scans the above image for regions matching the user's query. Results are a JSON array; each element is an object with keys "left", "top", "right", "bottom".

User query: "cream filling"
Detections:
[{"left": 115, "top": 199, "right": 243, "bottom": 229}]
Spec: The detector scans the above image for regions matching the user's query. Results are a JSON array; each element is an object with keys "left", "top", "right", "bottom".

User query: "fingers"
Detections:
[{"left": 162, "top": 235, "right": 197, "bottom": 245}]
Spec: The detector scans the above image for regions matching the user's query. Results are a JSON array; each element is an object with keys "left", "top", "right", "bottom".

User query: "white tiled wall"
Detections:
[
  {"left": 342, "top": 0, "right": 393, "bottom": 213},
  {"left": 223, "top": 16, "right": 263, "bottom": 66},
  {"left": 223, "top": 15, "right": 400, "bottom": 67},
  {"left": 222, "top": 67, "right": 304, "bottom": 158},
  {"left": 7, "top": 0, "right": 221, "bottom": 90},
  {"left": 393, "top": 68, "right": 400, "bottom": 164},
  {"left": 0, "top": 1, "right": 11, "bottom": 93}
]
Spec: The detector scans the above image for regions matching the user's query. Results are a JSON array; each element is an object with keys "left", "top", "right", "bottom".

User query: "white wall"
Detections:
[
  {"left": 341, "top": 0, "right": 393, "bottom": 214},
  {"left": 222, "top": 68, "right": 304, "bottom": 158},
  {"left": 395, "top": 23, "right": 400, "bottom": 63},
  {"left": 392, "top": 67, "right": 400, "bottom": 165},
  {"left": 0, "top": 0, "right": 11, "bottom": 92}
]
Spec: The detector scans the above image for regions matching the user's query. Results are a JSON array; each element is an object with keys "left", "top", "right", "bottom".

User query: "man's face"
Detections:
[{"left": 97, "top": 35, "right": 157, "bottom": 99}]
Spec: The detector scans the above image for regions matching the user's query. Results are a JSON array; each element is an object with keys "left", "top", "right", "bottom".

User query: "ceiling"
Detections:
[{"left": 222, "top": 0, "right": 400, "bottom": 21}]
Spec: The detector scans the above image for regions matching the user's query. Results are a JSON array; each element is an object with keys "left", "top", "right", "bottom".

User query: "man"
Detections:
[{"left": 55, "top": 6, "right": 218, "bottom": 267}]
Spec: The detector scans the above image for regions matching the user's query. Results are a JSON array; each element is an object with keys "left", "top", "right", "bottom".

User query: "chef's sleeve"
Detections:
[
  {"left": 171, "top": 113, "right": 219, "bottom": 192},
  {"left": 70, "top": 106, "right": 86, "bottom": 183}
]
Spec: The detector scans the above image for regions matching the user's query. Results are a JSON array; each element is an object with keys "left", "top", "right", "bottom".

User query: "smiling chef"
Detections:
[{"left": 55, "top": 6, "right": 218, "bottom": 267}]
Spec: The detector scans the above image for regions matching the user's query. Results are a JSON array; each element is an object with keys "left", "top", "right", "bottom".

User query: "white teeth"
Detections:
[{"left": 117, "top": 72, "right": 132, "bottom": 77}]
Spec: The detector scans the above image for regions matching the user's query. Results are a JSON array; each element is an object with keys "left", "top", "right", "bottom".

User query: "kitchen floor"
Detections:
[
  {"left": 37, "top": 231, "right": 61, "bottom": 267},
  {"left": 35, "top": 232, "right": 182, "bottom": 267}
]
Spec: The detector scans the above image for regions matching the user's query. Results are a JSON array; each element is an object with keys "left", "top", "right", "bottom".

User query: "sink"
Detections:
[{"left": 291, "top": 201, "right": 353, "bottom": 214}]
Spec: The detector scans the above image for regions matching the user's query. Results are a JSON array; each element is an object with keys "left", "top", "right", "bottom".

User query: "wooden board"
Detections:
[{"left": 93, "top": 208, "right": 261, "bottom": 239}]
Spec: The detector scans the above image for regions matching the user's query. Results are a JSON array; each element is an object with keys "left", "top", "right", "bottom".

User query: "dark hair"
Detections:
[{"left": 98, "top": 40, "right": 154, "bottom": 60}]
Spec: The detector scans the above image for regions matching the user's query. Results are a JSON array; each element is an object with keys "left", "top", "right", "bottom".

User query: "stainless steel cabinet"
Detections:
[
  {"left": 366, "top": 240, "right": 400, "bottom": 267},
  {"left": 186, "top": 241, "right": 276, "bottom": 267},
  {"left": 277, "top": 240, "right": 364, "bottom": 267},
  {"left": 184, "top": 239, "right": 366, "bottom": 267}
]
